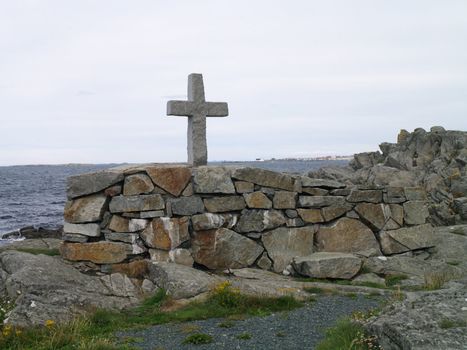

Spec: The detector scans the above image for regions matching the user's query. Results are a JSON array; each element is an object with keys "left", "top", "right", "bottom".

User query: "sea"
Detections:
[{"left": 0, "top": 160, "right": 348, "bottom": 239}]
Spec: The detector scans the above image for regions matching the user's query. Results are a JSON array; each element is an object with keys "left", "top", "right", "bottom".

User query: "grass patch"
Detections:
[
  {"left": 315, "top": 318, "right": 381, "bottom": 350},
  {"left": 353, "top": 281, "right": 387, "bottom": 289},
  {"left": 14, "top": 248, "right": 60, "bottom": 256},
  {"left": 385, "top": 274, "right": 408, "bottom": 287},
  {"left": 182, "top": 333, "right": 213, "bottom": 345},
  {"left": 303, "top": 286, "right": 326, "bottom": 294},
  {"left": 236, "top": 332, "right": 252, "bottom": 340},
  {"left": 446, "top": 261, "right": 460, "bottom": 266},
  {"left": 424, "top": 271, "right": 448, "bottom": 290},
  {"left": 0, "top": 282, "right": 303, "bottom": 350},
  {"left": 345, "top": 293, "right": 358, "bottom": 300},
  {"left": 439, "top": 318, "right": 467, "bottom": 329},
  {"left": 218, "top": 320, "right": 234, "bottom": 328}
]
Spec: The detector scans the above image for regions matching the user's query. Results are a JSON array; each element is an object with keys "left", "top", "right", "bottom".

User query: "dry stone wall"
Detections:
[{"left": 61, "top": 164, "right": 433, "bottom": 278}]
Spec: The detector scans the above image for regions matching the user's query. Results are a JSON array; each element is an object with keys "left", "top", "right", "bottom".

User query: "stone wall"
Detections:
[{"left": 61, "top": 164, "right": 433, "bottom": 277}]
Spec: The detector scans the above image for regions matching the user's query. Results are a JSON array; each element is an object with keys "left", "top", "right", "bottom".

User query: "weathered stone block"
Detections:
[
  {"left": 298, "top": 196, "right": 346, "bottom": 208},
  {"left": 315, "top": 218, "right": 381, "bottom": 257},
  {"left": 140, "top": 210, "right": 165, "bottom": 219},
  {"left": 380, "top": 224, "right": 435, "bottom": 255},
  {"left": 256, "top": 253, "right": 272, "bottom": 270},
  {"left": 403, "top": 201, "right": 429, "bottom": 225},
  {"left": 141, "top": 217, "right": 189, "bottom": 250},
  {"left": 404, "top": 187, "right": 428, "bottom": 201},
  {"left": 63, "top": 222, "right": 100, "bottom": 237},
  {"left": 191, "top": 213, "right": 237, "bottom": 231},
  {"left": 321, "top": 203, "right": 354, "bottom": 222},
  {"left": 203, "top": 196, "right": 245, "bottom": 212},
  {"left": 67, "top": 171, "right": 124, "bottom": 199},
  {"left": 128, "top": 219, "right": 148, "bottom": 232},
  {"left": 64, "top": 194, "right": 108, "bottom": 223},
  {"left": 62, "top": 233, "right": 89, "bottom": 243},
  {"left": 146, "top": 166, "right": 192, "bottom": 197},
  {"left": 354, "top": 203, "right": 392, "bottom": 231},
  {"left": 273, "top": 191, "right": 297, "bottom": 209},
  {"left": 236, "top": 209, "right": 286, "bottom": 233},
  {"left": 300, "top": 177, "right": 345, "bottom": 189},
  {"left": 169, "top": 248, "right": 194, "bottom": 266},
  {"left": 347, "top": 190, "right": 383, "bottom": 203},
  {"left": 384, "top": 187, "right": 406, "bottom": 204},
  {"left": 109, "top": 194, "right": 164, "bottom": 213},
  {"left": 244, "top": 192, "right": 272, "bottom": 209},
  {"left": 108, "top": 215, "right": 129, "bottom": 232},
  {"left": 193, "top": 166, "right": 235, "bottom": 194},
  {"left": 123, "top": 173, "right": 154, "bottom": 196},
  {"left": 104, "top": 231, "right": 139, "bottom": 244},
  {"left": 192, "top": 228, "right": 263, "bottom": 269},
  {"left": 262, "top": 226, "right": 314, "bottom": 273},
  {"left": 292, "top": 252, "right": 361, "bottom": 279},
  {"left": 234, "top": 181, "right": 254, "bottom": 193},
  {"left": 232, "top": 167, "right": 296, "bottom": 191},
  {"left": 60, "top": 241, "right": 130, "bottom": 264},
  {"left": 297, "top": 209, "right": 324, "bottom": 223},
  {"left": 302, "top": 188, "right": 329, "bottom": 196},
  {"left": 169, "top": 196, "right": 204, "bottom": 215}
]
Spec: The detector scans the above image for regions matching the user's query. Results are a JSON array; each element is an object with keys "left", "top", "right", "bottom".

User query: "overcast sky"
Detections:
[{"left": 0, "top": 1, "right": 466, "bottom": 166}]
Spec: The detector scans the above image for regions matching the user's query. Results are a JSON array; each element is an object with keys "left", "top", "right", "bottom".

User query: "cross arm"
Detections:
[
  {"left": 167, "top": 100, "right": 195, "bottom": 116},
  {"left": 205, "top": 102, "right": 228, "bottom": 117}
]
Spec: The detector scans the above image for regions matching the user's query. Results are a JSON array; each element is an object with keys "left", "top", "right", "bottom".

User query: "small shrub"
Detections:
[
  {"left": 210, "top": 281, "right": 242, "bottom": 308},
  {"left": 345, "top": 293, "right": 358, "bottom": 300},
  {"left": 276, "top": 331, "right": 286, "bottom": 337},
  {"left": 236, "top": 332, "right": 252, "bottom": 340},
  {"left": 316, "top": 318, "right": 382, "bottom": 350},
  {"left": 0, "top": 297, "right": 14, "bottom": 324},
  {"left": 182, "top": 333, "right": 213, "bottom": 345},
  {"left": 439, "top": 318, "right": 467, "bottom": 329},
  {"left": 385, "top": 274, "right": 408, "bottom": 287},
  {"left": 218, "top": 320, "right": 234, "bottom": 328}
]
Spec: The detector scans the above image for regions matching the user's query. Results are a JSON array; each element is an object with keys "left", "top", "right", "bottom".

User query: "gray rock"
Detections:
[
  {"left": 380, "top": 224, "right": 436, "bottom": 255},
  {"left": 286, "top": 218, "right": 305, "bottom": 227},
  {"left": 236, "top": 209, "right": 286, "bottom": 233},
  {"left": 193, "top": 166, "right": 236, "bottom": 194},
  {"left": 169, "top": 196, "right": 204, "bottom": 216},
  {"left": 403, "top": 201, "right": 429, "bottom": 225},
  {"left": 67, "top": 170, "right": 124, "bottom": 199},
  {"left": 0, "top": 251, "right": 141, "bottom": 327},
  {"left": 321, "top": 202, "right": 354, "bottom": 222},
  {"left": 203, "top": 196, "right": 246, "bottom": 212},
  {"left": 192, "top": 228, "right": 263, "bottom": 269},
  {"left": 191, "top": 213, "right": 237, "bottom": 230},
  {"left": 354, "top": 203, "right": 392, "bottom": 231},
  {"left": 351, "top": 273, "right": 386, "bottom": 286},
  {"left": 64, "top": 194, "right": 108, "bottom": 223},
  {"left": 169, "top": 248, "right": 194, "bottom": 267},
  {"left": 147, "top": 262, "right": 222, "bottom": 299},
  {"left": 285, "top": 209, "right": 298, "bottom": 218},
  {"left": 232, "top": 167, "right": 297, "bottom": 191},
  {"left": 273, "top": 191, "right": 297, "bottom": 209},
  {"left": 109, "top": 194, "right": 164, "bottom": 213},
  {"left": 234, "top": 181, "right": 254, "bottom": 193},
  {"left": 292, "top": 252, "right": 362, "bottom": 279},
  {"left": 123, "top": 173, "right": 154, "bottom": 196},
  {"left": 367, "top": 279, "right": 467, "bottom": 350},
  {"left": 347, "top": 189, "right": 383, "bottom": 203},
  {"left": 300, "top": 177, "right": 345, "bottom": 189},
  {"left": 404, "top": 187, "right": 428, "bottom": 201},
  {"left": 62, "top": 233, "right": 89, "bottom": 243},
  {"left": 262, "top": 226, "right": 314, "bottom": 273},
  {"left": 298, "top": 195, "right": 346, "bottom": 208},
  {"left": 256, "top": 253, "right": 272, "bottom": 270},
  {"left": 384, "top": 187, "right": 406, "bottom": 204},
  {"left": 141, "top": 217, "right": 189, "bottom": 250},
  {"left": 128, "top": 219, "right": 149, "bottom": 232},
  {"left": 104, "top": 231, "right": 139, "bottom": 244},
  {"left": 302, "top": 187, "right": 329, "bottom": 196},
  {"left": 140, "top": 210, "right": 165, "bottom": 219},
  {"left": 63, "top": 222, "right": 100, "bottom": 237},
  {"left": 453, "top": 197, "right": 467, "bottom": 220},
  {"left": 243, "top": 191, "right": 272, "bottom": 209},
  {"left": 315, "top": 218, "right": 381, "bottom": 257}
]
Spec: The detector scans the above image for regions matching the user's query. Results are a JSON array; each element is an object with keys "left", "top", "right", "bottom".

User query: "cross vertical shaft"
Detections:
[{"left": 167, "top": 73, "right": 229, "bottom": 166}]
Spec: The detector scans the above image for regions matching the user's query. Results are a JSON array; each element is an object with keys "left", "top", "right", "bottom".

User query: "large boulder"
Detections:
[
  {"left": 191, "top": 228, "right": 263, "bottom": 269},
  {"left": 0, "top": 251, "right": 142, "bottom": 327},
  {"left": 315, "top": 218, "right": 381, "bottom": 257},
  {"left": 292, "top": 252, "right": 362, "bottom": 280},
  {"left": 261, "top": 226, "right": 314, "bottom": 273}
]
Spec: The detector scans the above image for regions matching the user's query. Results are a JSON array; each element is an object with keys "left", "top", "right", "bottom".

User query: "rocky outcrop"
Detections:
[
  {"left": 292, "top": 252, "right": 362, "bottom": 279},
  {"left": 308, "top": 127, "right": 467, "bottom": 225}
]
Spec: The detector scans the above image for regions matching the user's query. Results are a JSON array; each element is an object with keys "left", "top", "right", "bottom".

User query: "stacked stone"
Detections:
[{"left": 61, "top": 165, "right": 433, "bottom": 279}]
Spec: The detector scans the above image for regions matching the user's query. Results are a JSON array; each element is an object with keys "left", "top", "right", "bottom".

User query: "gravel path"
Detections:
[{"left": 116, "top": 295, "right": 382, "bottom": 350}]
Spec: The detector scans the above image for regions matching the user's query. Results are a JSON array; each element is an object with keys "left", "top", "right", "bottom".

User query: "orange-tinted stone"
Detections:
[{"left": 146, "top": 166, "right": 192, "bottom": 197}]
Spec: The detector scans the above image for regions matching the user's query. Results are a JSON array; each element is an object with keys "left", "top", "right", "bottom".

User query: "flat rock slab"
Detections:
[
  {"left": 146, "top": 166, "right": 192, "bottom": 197},
  {"left": 60, "top": 241, "right": 132, "bottom": 264},
  {"left": 293, "top": 252, "right": 362, "bottom": 279},
  {"left": 193, "top": 166, "right": 235, "bottom": 194},
  {"left": 232, "top": 167, "right": 297, "bottom": 191},
  {"left": 367, "top": 280, "right": 467, "bottom": 350},
  {"left": 67, "top": 170, "right": 124, "bottom": 199},
  {"left": 0, "top": 251, "right": 142, "bottom": 327},
  {"left": 64, "top": 194, "right": 108, "bottom": 223}
]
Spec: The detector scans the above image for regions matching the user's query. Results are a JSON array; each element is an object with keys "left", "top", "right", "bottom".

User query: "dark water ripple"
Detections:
[{"left": 0, "top": 160, "right": 348, "bottom": 236}]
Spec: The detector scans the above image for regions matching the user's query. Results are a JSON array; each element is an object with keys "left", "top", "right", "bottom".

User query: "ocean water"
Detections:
[{"left": 0, "top": 160, "right": 348, "bottom": 237}]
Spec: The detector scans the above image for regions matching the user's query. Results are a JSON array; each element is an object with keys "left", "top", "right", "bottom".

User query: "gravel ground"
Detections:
[{"left": 116, "top": 295, "right": 382, "bottom": 350}]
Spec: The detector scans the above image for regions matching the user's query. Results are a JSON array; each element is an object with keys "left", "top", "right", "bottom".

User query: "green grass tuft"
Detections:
[
  {"left": 182, "top": 333, "right": 213, "bottom": 345},
  {"left": 236, "top": 332, "right": 252, "bottom": 340},
  {"left": 385, "top": 274, "right": 408, "bottom": 287},
  {"left": 438, "top": 318, "right": 467, "bottom": 329}
]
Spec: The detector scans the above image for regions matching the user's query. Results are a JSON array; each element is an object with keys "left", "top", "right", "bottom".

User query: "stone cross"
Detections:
[{"left": 167, "top": 73, "right": 229, "bottom": 166}]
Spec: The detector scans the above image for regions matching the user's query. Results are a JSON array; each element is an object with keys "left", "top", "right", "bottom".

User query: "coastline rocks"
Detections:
[{"left": 0, "top": 251, "right": 142, "bottom": 327}]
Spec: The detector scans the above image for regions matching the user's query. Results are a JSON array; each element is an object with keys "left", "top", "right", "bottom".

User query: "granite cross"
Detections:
[{"left": 167, "top": 73, "right": 229, "bottom": 166}]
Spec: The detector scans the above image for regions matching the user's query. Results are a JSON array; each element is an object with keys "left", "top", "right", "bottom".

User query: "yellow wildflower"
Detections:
[{"left": 45, "top": 319, "right": 55, "bottom": 328}]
